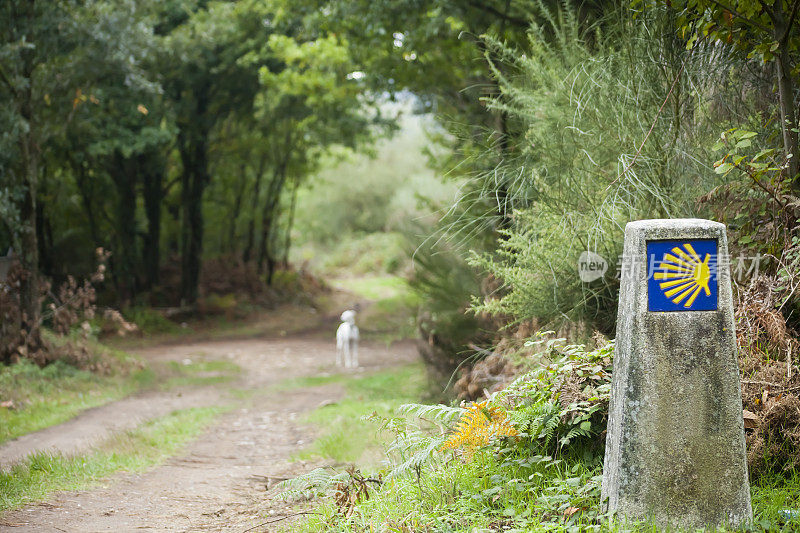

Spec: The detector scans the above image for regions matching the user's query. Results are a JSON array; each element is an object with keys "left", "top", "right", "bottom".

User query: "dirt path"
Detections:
[{"left": 0, "top": 328, "right": 419, "bottom": 532}]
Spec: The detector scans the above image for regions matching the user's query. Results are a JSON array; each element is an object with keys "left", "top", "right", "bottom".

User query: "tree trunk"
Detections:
[
  {"left": 281, "top": 176, "right": 300, "bottom": 266},
  {"left": 35, "top": 199, "right": 54, "bottom": 278},
  {"left": 18, "top": 48, "right": 40, "bottom": 337},
  {"left": 178, "top": 85, "right": 211, "bottom": 306},
  {"left": 110, "top": 152, "right": 139, "bottom": 301},
  {"left": 142, "top": 153, "right": 164, "bottom": 290},
  {"left": 256, "top": 167, "right": 280, "bottom": 274},
  {"left": 256, "top": 179, "right": 281, "bottom": 276},
  {"left": 179, "top": 141, "right": 208, "bottom": 306},
  {"left": 773, "top": 9, "right": 799, "bottom": 186},
  {"left": 243, "top": 154, "right": 267, "bottom": 263},
  {"left": 74, "top": 160, "right": 102, "bottom": 248},
  {"left": 227, "top": 163, "right": 247, "bottom": 254},
  {"left": 18, "top": 164, "right": 39, "bottom": 332},
  {"left": 257, "top": 154, "right": 290, "bottom": 280},
  {"left": 256, "top": 212, "right": 271, "bottom": 276}
]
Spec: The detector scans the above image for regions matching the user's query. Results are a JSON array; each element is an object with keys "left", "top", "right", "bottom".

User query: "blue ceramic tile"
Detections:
[{"left": 647, "top": 239, "right": 718, "bottom": 312}]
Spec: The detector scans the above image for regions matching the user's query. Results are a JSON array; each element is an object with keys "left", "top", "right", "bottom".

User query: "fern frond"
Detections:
[
  {"left": 388, "top": 433, "right": 448, "bottom": 480},
  {"left": 398, "top": 403, "right": 465, "bottom": 426},
  {"left": 277, "top": 468, "right": 349, "bottom": 501}
]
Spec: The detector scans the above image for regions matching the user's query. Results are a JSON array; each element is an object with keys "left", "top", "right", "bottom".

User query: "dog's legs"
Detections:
[
  {"left": 343, "top": 340, "right": 351, "bottom": 369},
  {"left": 336, "top": 344, "right": 342, "bottom": 367},
  {"left": 351, "top": 339, "right": 358, "bottom": 368}
]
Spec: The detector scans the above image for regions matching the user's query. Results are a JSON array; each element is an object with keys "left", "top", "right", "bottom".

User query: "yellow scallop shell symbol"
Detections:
[{"left": 653, "top": 243, "right": 711, "bottom": 308}]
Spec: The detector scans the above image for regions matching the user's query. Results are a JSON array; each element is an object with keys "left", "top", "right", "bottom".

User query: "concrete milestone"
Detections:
[{"left": 601, "top": 219, "right": 751, "bottom": 529}]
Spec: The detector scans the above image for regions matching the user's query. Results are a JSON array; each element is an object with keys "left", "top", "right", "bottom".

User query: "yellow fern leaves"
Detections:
[{"left": 441, "top": 401, "right": 518, "bottom": 457}]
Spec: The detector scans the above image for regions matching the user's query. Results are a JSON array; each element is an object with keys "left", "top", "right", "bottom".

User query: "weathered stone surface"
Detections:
[{"left": 601, "top": 219, "right": 751, "bottom": 529}]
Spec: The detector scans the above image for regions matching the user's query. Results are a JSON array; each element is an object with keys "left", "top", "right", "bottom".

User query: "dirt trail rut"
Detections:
[{"left": 0, "top": 330, "right": 419, "bottom": 532}]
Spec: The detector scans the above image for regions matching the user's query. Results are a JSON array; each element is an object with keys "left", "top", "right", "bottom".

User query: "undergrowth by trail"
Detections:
[
  {"left": 0, "top": 406, "right": 223, "bottom": 514},
  {"left": 280, "top": 337, "right": 800, "bottom": 533}
]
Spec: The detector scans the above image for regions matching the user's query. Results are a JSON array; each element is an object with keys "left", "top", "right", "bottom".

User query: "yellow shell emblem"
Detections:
[{"left": 653, "top": 243, "right": 712, "bottom": 308}]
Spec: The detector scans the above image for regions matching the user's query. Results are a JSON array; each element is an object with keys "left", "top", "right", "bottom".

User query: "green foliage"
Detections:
[
  {"left": 668, "top": 0, "right": 800, "bottom": 203},
  {"left": 313, "top": 233, "right": 409, "bottom": 277},
  {"left": 287, "top": 333, "right": 800, "bottom": 531},
  {"left": 497, "top": 335, "right": 613, "bottom": 452},
  {"left": 291, "top": 108, "right": 455, "bottom": 279},
  {"left": 707, "top": 126, "right": 795, "bottom": 257},
  {"left": 381, "top": 403, "right": 462, "bottom": 480},
  {"left": 278, "top": 467, "right": 352, "bottom": 502},
  {"left": 121, "top": 307, "right": 181, "bottom": 336},
  {"left": 467, "top": 2, "right": 736, "bottom": 333},
  {"left": 1, "top": 0, "right": 392, "bottom": 317},
  {"left": 411, "top": 233, "right": 493, "bottom": 384}
]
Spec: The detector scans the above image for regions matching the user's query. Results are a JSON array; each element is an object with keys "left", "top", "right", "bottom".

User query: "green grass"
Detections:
[
  {"left": 0, "top": 358, "right": 154, "bottom": 445},
  {"left": 751, "top": 471, "right": 800, "bottom": 530},
  {"left": 119, "top": 306, "right": 182, "bottom": 336},
  {"left": 0, "top": 406, "right": 222, "bottom": 514},
  {"left": 293, "top": 363, "right": 427, "bottom": 465},
  {"left": 276, "top": 373, "right": 349, "bottom": 391},
  {"left": 330, "top": 275, "right": 410, "bottom": 301},
  {"left": 162, "top": 359, "right": 241, "bottom": 389},
  {"left": 289, "top": 445, "right": 800, "bottom": 533},
  {"left": 0, "top": 342, "right": 237, "bottom": 446}
]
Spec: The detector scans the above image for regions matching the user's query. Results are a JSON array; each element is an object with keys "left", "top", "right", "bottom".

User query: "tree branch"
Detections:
[
  {"left": 706, "top": 0, "right": 772, "bottom": 33},
  {"left": 465, "top": 0, "right": 530, "bottom": 29},
  {"left": 755, "top": 0, "right": 778, "bottom": 24},
  {"left": 782, "top": 0, "right": 800, "bottom": 43}
]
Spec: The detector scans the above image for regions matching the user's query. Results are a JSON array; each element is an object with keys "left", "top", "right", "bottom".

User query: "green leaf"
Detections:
[{"left": 715, "top": 162, "right": 734, "bottom": 174}]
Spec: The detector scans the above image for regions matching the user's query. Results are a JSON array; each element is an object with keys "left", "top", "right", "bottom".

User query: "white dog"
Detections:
[{"left": 336, "top": 309, "right": 359, "bottom": 368}]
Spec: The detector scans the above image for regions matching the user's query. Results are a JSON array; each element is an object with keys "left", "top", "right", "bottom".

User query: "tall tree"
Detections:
[
  {"left": 0, "top": 0, "right": 84, "bottom": 336},
  {"left": 158, "top": 0, "right": 271, "bottom": 304}
]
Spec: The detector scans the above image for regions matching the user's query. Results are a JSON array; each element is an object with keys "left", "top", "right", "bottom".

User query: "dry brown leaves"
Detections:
[
  {"left": 736, "top": 274, "right": 800, "bottom": 476},
  {"left": 332, "top": 467, "right": 382, "bottom": 519}
]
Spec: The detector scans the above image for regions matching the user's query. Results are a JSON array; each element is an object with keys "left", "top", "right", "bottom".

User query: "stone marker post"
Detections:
[{"left": 601, "top": 219, "right": 751, "bottom": 529}]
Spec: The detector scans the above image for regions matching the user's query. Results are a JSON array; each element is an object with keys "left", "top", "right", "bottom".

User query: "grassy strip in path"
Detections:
[
  {"left": 162, "top": 359, "right": 241, "bottom": 389},
  {"left": 0, "top": 406, "right": 223, "bottom": 514},
  {"left": 290, "top": 362, "right": 427, "bottom": 466}
]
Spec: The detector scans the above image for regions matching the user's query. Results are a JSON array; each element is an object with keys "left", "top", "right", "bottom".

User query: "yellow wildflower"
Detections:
[{"left": 441, "top": 400, "right": 518, "bottom": 457}]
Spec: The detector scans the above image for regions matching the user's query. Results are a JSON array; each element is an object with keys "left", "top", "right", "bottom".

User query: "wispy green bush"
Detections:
[{"left": 467, "top": 2, "right": 738, "bottom": 333}]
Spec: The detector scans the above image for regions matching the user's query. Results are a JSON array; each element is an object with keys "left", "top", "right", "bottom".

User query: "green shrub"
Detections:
[
  {"left": 497, "top": 335, "right": 613, "bottom": 455},
  {"left": 410, "top": 235, "right": 496, "bottom": 389},
  {"left": 316, "top": 232, "right": 409, "bottom": 277},
  {"left": 467, "top": 2, "right": 740, "bottom": 333}
]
